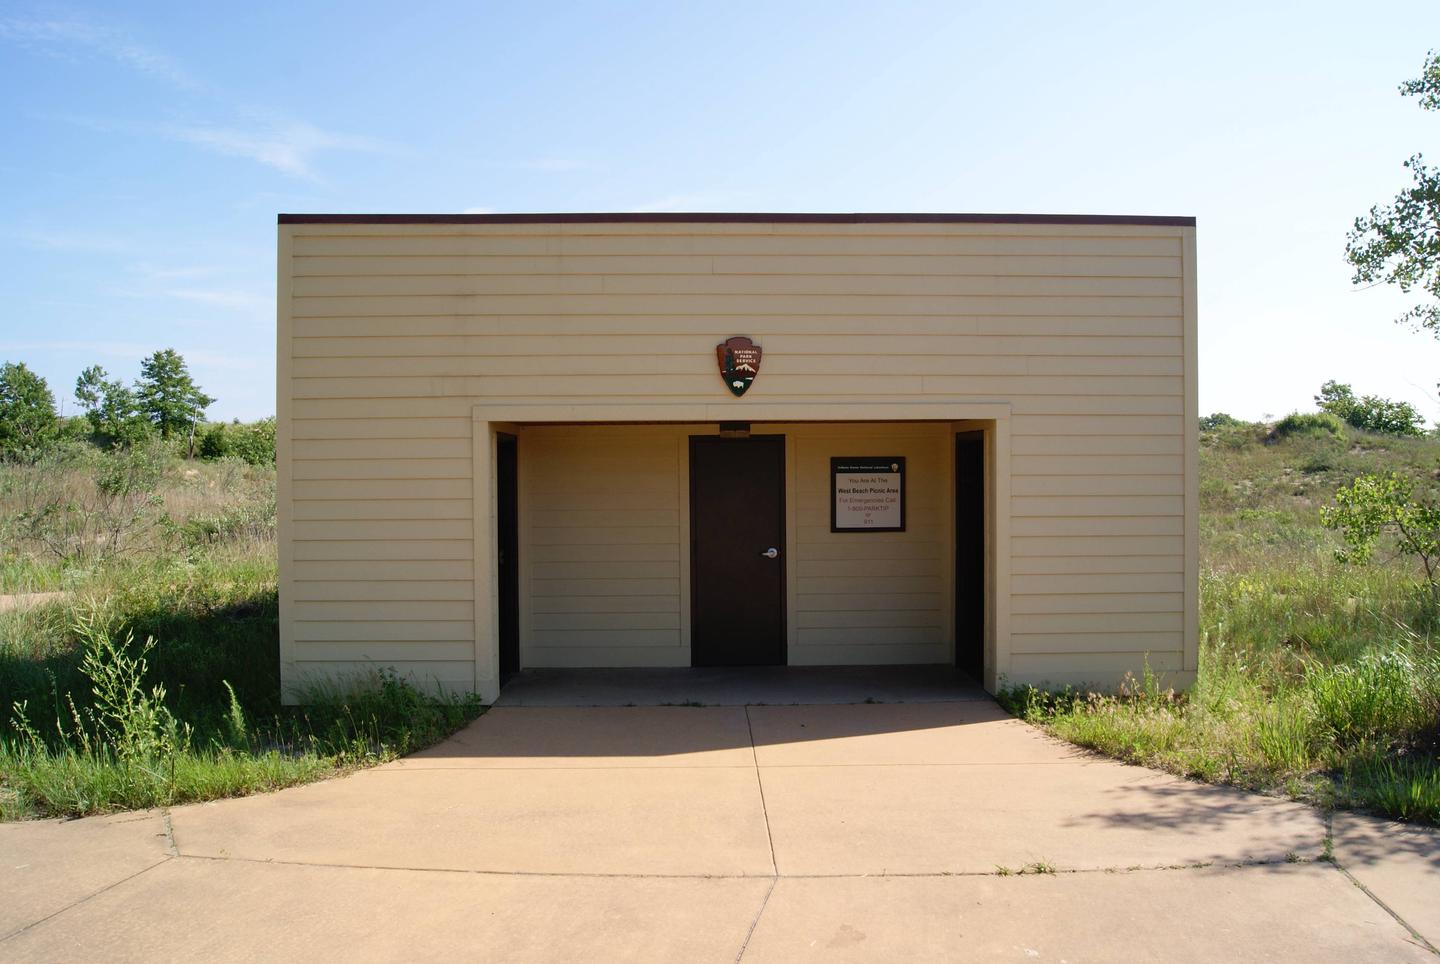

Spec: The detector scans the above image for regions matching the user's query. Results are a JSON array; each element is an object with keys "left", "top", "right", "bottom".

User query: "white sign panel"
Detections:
[{"left": 831, "top": 457, "right": 906, "bottom": 532}]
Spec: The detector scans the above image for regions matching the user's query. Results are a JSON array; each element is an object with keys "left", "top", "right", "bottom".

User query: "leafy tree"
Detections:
[
  {"left": 74, "top": 364, "right": 107, "bottom": 414},
  {"left": 135, "top": 349, "right": 213, "bottom": 445},
  {"left": 1345, "top": 51, "right": 1440, "bottom": 334},
  {"left": 1314, "top": 379, "right": 1424, "bottom": 436},
  {"left": 0, "top": 361, "right": 58, "bottom": 457},
  {"left": 1315, "top": 379, "right": 1358, "bottom": 414},
  {"left": 75, "top": 365, "right": 152, "bottom": 447},
  {"left": 1322, "top": 472, "right": 1440, "bottom": 608},
  {"left": 1199, "top": 412, "right": 1242, "bottom": 431}
]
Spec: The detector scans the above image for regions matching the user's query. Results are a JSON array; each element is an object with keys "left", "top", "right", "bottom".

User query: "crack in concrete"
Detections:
[{"left": 160, "top": 808, "right": 180, "bottom": 857}]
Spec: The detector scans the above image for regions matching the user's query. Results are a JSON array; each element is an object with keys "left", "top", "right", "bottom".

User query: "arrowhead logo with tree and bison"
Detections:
[{"left": 716, "top": 336, "right": 762, "bottom": 397}]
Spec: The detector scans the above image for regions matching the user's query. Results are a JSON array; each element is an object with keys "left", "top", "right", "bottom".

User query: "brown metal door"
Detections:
[{"left": 690, "top": 436, "right": 786, "bottom": 666}]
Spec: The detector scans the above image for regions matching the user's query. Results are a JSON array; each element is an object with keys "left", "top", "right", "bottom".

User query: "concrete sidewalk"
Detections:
[{"left": 4, "top": 702, "right": 1436, "bottom": 961}]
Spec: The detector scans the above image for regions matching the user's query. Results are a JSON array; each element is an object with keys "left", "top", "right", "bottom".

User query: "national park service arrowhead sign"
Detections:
[{"left": 717, "top": 336, "right": 762, "bottom": 397}]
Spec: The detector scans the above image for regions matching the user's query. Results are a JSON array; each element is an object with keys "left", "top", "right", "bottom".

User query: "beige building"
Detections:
[{"left": 276, "top": 213, "right": 1198, "bottom": 703}]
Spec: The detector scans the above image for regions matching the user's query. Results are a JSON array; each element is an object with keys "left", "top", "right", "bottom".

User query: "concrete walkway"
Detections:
[
  {"left": 3, "top": 700, "right": 1436, "bottom": 961},
  {"left": 495, "top": 664, "right": 990, "bottom": 706}
]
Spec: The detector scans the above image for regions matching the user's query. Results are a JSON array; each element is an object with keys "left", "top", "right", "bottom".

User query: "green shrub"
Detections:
[
  {"left": 1200, "top": 415, "right": 1263, "bottom": 451},
  {"left": 231, "top": 418, "right": 275, "bottom": 465},
  {"left": 197, "top": 423, "right": 228, "bottom": 460},
  {"left": 1316, "top": 380, "right": 1425, "bottom": 436},
  {"left": 198, "top": 419, "right": 275, "bottom": 466},
  {"left": 53, "top": 416, "right": 92, "bottom": 444},
  {"left": 1273, "top": 412, "right": 1346, "bottom": 439}
]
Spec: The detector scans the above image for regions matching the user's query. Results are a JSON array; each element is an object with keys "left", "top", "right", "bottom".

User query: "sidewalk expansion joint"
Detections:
[
  {"left": 1323, "top": 811, "right": 1438, "bottom": 957},
  {"left": 744, "top": 705, "right": 780, "bottom": 877},
  {"left": 371, "top": 760, "right": 1094, "bottom": 772},
  {"left": 0, "top": 856, "right": 171, "bottom": 945},
  {"left": 734, "top": 877, "right": 777, "bottom": 964},
  {"left": 168, "top": 852, "right": 1314, "bottom": 882}
]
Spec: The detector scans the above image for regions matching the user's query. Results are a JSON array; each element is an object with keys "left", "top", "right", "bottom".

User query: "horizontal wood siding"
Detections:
[
  {"left": 522, "top": 426, "right": 686, "bottom": 668},
  {"left": 789, "top": 425, "right": 951, "bottom": 665},
  {"left": 287, "top": 406, "right": 475, "bottom": 688},
  {"left": 279, "top": 219, "right": 1193, "bottom": 695}
]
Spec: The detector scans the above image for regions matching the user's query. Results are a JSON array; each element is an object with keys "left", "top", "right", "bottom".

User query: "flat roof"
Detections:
[{"left": 278, "top": 212, "right": 1195, "bottom": 227}]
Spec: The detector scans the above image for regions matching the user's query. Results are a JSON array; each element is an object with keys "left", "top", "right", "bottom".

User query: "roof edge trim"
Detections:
[{"left": 278, "top": 212, "right": 1196, "bottom": 227}]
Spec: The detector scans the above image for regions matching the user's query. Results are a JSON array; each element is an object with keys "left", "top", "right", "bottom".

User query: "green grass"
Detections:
[
  {"left": 1001, "top": 422, "right": 1440, "bottom": 825},
  {"left": 0, "top": 566, "right": 482, "bottom": 819},
  {"left": 0, "top": 452, "right": 481, "bottom": 821}
]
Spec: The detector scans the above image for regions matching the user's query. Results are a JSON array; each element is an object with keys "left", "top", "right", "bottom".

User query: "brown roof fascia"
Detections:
[{"left": 278, "top": 212, "right": 1196, "bottom": 227}]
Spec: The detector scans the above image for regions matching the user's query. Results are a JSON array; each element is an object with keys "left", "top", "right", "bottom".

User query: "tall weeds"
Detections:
[
  {"left": 0, "top": 454, "right": 480, "bottom": 821},
  {"left": 1002, "top": 423, "right": 1440, "bottom": 825},
  {"left": 2, "top": 606, "right": 480, "bottom": 819}
]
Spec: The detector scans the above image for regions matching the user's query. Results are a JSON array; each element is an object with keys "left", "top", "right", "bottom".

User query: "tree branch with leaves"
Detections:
[
  {"left": 1345, "top": 50, "right": 1440, "bottom": 334},
  {"left": 1322, "top": 472, "right": 1440, "bottom": 610}
]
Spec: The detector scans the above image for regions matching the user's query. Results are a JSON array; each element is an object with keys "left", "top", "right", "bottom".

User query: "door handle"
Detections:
[{"left": 761, "top": 547, "right": 780, "bottom": 559}]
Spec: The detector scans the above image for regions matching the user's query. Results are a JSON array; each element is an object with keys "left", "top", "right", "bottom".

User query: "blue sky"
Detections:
[{"left": 2, "top": 1, "right": 1439, "bottom": 421}]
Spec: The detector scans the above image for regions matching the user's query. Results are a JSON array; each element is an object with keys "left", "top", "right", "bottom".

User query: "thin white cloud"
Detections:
[
  {"left": 45, "top": 112, "right": 387, "bottom": 179},
  {"left": 168, "top": 120, "right": 386, "bottom": 179},
  {"left": 0, "top": 15, "right": 195, "bottom": 89},
  {"left": 8, "top": 228, "right": 137, "bottom": 254},
  {"left": 461, "top": 206, "right": 496, "bottom": 215},
  {"left": 100, "top": 263, "right": 273, "bottom": 320},
  {"left": 161, "top": 286, "right": 271, "bottom": 313},
  {"left": 10, "top": 20, "right": 386, "bottom": 180}
]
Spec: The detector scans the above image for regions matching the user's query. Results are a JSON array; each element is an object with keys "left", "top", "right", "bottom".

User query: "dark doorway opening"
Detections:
[
  {"left": 955, "top": 431, "right": 985, "bottom": 681},
  {"left": 690, "top": 435, "right": 786, "bottom": 666},
  {"left": 497, "top": 432, "right": 519, "bottom": 681}
]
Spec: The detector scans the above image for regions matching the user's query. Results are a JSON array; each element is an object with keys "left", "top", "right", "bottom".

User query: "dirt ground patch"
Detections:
[{"left": 0, "top": 592, "right": 65, "bottom": 613}]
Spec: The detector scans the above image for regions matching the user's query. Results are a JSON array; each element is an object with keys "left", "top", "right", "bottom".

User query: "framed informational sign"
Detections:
[{"left": 831, "top": 457, "right": 906, "bottom": 532}]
